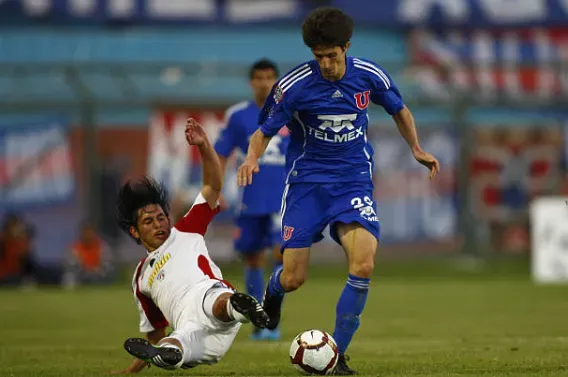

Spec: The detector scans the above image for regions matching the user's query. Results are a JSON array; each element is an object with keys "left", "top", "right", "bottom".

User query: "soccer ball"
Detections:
[{"left": 289, "top": 330, "right": 339, "bottom": 375}]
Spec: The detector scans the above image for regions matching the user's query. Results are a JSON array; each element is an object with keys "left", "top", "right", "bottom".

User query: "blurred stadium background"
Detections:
[{"left": 1, "top": 1, "right": 568, "bottom": 376}]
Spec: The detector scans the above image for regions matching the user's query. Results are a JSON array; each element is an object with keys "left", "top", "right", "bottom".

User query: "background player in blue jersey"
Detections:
[
  {"left": 214, "top": 59, "right": 289, "bottom": 341},
  {"left": 237, "top": 7, "right": 440, "bottom": 375}
]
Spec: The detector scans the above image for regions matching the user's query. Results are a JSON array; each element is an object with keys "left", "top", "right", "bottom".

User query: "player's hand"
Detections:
[
  {"left": 237, "top": 157, "right": 260, "bottom": 186},
  {"left": 413, "top": 150, "right": 440, "bottom": 180},
  {"left": 109, "top": 364, "right": 149, "bottom": 374},
  {"left": 185, "top": 118, "right": 208, "bottom": 146}
]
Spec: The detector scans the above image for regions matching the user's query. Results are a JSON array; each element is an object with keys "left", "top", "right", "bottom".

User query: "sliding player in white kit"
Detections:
[{"left": 112, "top": 118, "right": 269, "bottom": 374}]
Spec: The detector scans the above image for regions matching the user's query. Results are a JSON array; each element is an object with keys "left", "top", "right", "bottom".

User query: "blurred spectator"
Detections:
[
  {"left": 62, "top": 221, "right": 114, "bottom": 288},
  {"left": 0, "top": 213, "right": 38, "bottom": 286}
]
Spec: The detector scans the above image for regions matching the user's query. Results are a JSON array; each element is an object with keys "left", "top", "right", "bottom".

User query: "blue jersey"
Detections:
[
  {"left": 259, "top": 56, "right": 404, "bottom": 184},
  {"left": 215, "top": 100, "right": 290, "bottom": 215}
]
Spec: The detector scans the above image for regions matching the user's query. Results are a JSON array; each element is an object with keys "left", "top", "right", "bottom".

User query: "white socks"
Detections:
[
  {"left": 157, "top": 343, "right": 184, "bottom": 369},
  {"left": 226, "top": 299, "right": 250, "bottom": 323},
  {"left": 160, "top": 343, "right": 181, "bottom": 351}
]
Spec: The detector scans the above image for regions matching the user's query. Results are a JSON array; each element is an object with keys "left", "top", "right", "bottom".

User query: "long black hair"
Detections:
[{"left": 116, "top": 176, "right": 170, "bottom": 243}]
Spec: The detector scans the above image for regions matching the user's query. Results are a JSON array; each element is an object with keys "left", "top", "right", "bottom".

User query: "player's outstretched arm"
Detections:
[
  {"left": 185, "top": 118, "right": 223, "bottom": 209},
  {"left": 110, "top": 358, "right": 148, "bottom": 374},
  {"left": 392, "top": 106, "right": 440, "bottom": 180},
  {"left": 237, "top": 129, "right": 272, "bottom": 187},
  {"left": 215, "top": 156, "right": 230, "bottom": 210}
]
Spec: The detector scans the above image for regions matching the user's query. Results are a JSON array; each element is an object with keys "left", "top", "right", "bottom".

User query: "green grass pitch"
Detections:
[{"left": 1, "top": 260, "right": 567, "bottom": 376}]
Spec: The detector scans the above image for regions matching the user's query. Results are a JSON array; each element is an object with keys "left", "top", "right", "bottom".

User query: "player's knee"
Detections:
[
  {"left": 280, "top": 271, "right": 306, "bottom": 291},
  {"left": 349, "top": 260, "right": 374, "bottom": 278}
]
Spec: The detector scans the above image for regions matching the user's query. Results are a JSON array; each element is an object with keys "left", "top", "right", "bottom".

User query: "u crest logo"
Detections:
[
  {"left": 354, "top": 90, "right": 370, "bottom": 110},
  {"left": 283, "top": 225, "right": 295, "bottom": 241}
]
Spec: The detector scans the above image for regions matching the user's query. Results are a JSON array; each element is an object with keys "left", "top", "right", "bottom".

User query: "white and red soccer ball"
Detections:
[{"left": 289, "top": 330, "right": 339, "bottom": 375}]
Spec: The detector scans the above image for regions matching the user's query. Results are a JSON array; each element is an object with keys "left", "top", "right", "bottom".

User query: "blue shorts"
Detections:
[
  {"left": 280, "top": 181, "right": 380, "bottom": 250},
  {"left": 234, "top": 214, "right": 281, "bottom": 254}
]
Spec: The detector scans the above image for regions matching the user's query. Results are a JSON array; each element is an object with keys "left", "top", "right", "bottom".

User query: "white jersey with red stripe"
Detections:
[{"left": 131, "top": 193, "right": 228, "bottom": 333}]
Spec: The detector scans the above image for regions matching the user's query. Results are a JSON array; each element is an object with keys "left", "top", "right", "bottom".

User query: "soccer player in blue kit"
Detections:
[
  {"left": 237, "top": 7, "right": 440, "bottom": 375},
  {"left": 215, "top": 59, "right": 288, "bottom": 341}
]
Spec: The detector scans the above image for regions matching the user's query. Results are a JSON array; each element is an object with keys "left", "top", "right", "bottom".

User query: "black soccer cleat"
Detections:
[
  {"left": 230, "top": 292, "right": 270, "bottom": 329},
  {"left": 261, "top": 282, "right": 283, "bottom": 330},
  {"left": 333, "top": 354, "right": 357, "bottom": 375},
  {"left": 124, "top": 338, "right": 183, "bottom": 370}
]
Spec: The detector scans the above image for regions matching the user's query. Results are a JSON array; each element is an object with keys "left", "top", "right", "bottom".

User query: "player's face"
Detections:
[
  {"left": 312, "top": 44, "right": 350, "bottom": 81},
  {"left": 250, "top": 68, "right": 278, "bottom": 103},
  {"left": 131, "top": 204, "right": 171, "bottom": 252}
]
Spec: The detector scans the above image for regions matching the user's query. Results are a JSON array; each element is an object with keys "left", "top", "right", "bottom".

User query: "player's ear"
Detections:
[
  {"left": 129, "top": 226, "right": 140, "bottom": 241},
  {"left": 343, "top": 41, "right": 351, "bottom": 53}
]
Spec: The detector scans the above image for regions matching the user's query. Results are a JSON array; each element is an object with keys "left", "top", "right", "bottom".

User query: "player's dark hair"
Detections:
[
  {"left": 116, "top": 176, "right": 170, "bottom": 244},
  {"left": 302, "top": 7, "right": 353, "bottom": 49},
  {"left": 249, "top": 58, "right": 279, "bottom": 79}
]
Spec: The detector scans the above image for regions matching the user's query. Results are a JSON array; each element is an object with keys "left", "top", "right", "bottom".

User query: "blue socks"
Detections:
[
  {"left": 245, "top": 267, "right": 264, "bottom": 303},
  {"left": 333, "top": 274, "right": 370, "bottom": 355},
  {"left": 267, "top": 265, "right": 285, "bottom": 297},
  {"left": 245, "top": 260, "right": 284, "bottom": 303}
]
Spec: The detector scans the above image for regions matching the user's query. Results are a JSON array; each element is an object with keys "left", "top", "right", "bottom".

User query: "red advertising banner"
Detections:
[{"left": 408, "top": 28, "right": 568, "bottom": 98}]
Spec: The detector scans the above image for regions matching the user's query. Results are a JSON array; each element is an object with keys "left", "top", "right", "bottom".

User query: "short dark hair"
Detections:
[
  {"left": 116, "top": 176, "right": 170, "bottom": 243},
  {"left": 302, "top": 7, "right": 354, "bottom": 49},
  {"left": 249, "top": 58, "right": 279, "bottom": 79}
]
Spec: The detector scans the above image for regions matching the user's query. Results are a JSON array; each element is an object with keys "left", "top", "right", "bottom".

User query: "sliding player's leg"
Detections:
[
  {"left": 204, "top": 283, "right": 269, "bottom": 328},
  {"left": 175, "top": 282, "right": 264, "bottom": 368},
  {"left": 123, "top": 283, "right": 268, "bottom": 370},
  {"left": 128, "top": 321, "right": 238, "bottom": 370},
  {"left": 123, "top": 336, "right": 185, "bottom": 370},
  {"left": 263, "top": 183, "right": 327, "bottom": 330}
]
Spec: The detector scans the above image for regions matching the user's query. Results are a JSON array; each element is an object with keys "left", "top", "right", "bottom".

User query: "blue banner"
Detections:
[
  {"left": 0, "top": 119, "right": 76, "bottom": 210},
  {"left": 1, "top": 0, "right": 568, "bottom": 27},
  {"left": 0, "top": 0, "right": 302, "bottom": 25},
  {"left": 334, "top": 0, "right": 568, "bottom": 28}
]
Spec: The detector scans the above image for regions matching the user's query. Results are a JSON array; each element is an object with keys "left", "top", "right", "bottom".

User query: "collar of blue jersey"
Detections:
[{"left": 146, "top": 227, "right": 176, "bottom": 255}]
